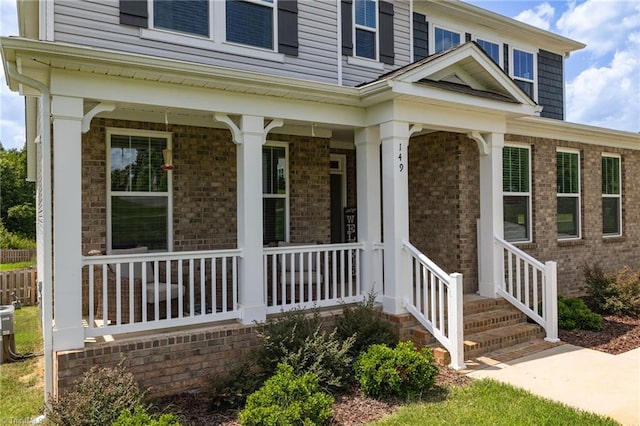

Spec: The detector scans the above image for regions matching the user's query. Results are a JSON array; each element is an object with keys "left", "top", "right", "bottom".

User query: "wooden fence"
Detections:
[
  {"left": 0, "top": 249, "right": 36, "bottom": 264},
  {"left": 0, "top": 268, "right": 38, "bottom": 306}
]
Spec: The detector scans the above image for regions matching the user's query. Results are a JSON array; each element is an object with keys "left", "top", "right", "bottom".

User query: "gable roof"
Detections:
[{"left": 359, "top": 42, "right": 536, "bottom": 109}]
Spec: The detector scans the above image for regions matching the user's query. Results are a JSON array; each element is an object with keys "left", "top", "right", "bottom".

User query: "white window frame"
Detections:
[
  {"left": 106, "top": 128, "right": 173, "bottom": 252},
  {"left": 142, "top": 0, "right": 284, "bottom": 63},
  {"left": 475, "top": 37, "right": 503, "bottom": 68},
  {"left": 353, "top": 0, "right": 379, "bottom": 62},
  {"left": 510, "top": 46, "right": 537, "bottom": 101},
  {"left": 431, "top": 25, "right": 462, "bottom": 54},
  {"left": 502, "top": 143, "right": 532, "bottom": 244},
  {"left": 602, "top": 153, "right": 622, "bottom": 237},
  {"left": 263, "top": 141, "right": 290, "bottom": 243},
  {"left": 556, "top": 148, "right": 581, "bottom": 241}
]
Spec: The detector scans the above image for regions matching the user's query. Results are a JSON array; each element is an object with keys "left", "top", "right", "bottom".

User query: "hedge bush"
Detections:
[
  {"left": 557, "top": 296, "right": 602, "bottom": 331},
  {"left": 112, "top": 406, "right": 181, "bottom": 426},
  {"left": 238, "top": 364, "right": 334, "bottom": 426},
  {"left": 354, "top": 341, "right": 439, "bottom": 399},
  {"left": 584, "top": 264, "right": 640, "bottom": 317}
]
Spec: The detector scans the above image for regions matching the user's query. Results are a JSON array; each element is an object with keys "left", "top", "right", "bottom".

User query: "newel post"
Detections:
[
  {"left": 448, "top": 272, "right": 466, "bottom": 370},
  {"left": 544, "top": 261, "right": 560, "bottom": 342}
]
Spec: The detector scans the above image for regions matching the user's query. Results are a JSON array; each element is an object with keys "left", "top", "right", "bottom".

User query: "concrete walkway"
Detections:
[{"left": 466, "top": 344, "right": 640, "bottom": 425}]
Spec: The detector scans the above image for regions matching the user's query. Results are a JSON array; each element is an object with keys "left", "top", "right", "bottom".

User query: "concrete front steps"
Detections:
[{"left": 410, "top": 295, "right": 559, "bottom": 366}]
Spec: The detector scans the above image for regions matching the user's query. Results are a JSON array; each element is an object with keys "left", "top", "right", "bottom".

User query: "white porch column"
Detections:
[
  {"left": 355, "top": 127, "right": 381, "bottom": 298},
  {"left": 216, "top": 114, "right": 282, "bottom": 324},
  {"left": 478, "top": 132, "right": 504, "bottom": 298},
  {"left": 51, "top": 95, "right": 85, "bottom": 350},
  {"left": 380, "top": 121, "right": 412, "bottom": 314}
]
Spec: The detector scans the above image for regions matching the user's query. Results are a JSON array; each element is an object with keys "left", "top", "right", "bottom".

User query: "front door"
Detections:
[{"left": 330, "top": 154, "right": 346, "bottom": 243}]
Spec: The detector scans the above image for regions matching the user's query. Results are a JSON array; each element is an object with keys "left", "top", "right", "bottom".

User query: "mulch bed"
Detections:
[{"left": 161, "top": 310, "right": 639, "bottom": 425}]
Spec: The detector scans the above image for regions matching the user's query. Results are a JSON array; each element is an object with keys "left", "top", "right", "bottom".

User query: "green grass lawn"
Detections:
[
  {"left": 372, "top": 379, "right": 619, "bottom": 426},
  {"left": 0, "top": 305, "right": 44, "bottom": 421},
  {"left": 0, "top": 261, "right": 36, "bottom": 272}
]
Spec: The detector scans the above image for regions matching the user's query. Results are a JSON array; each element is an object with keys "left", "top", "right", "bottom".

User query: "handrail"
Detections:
[
  {"left": 402, "top": 240, "right": 466, "bottom": 370},
  {"left": 82, "top": 248, "right": 242, "bottom": 265},
  {"left": 494, "top": 236, "right": 559, "bottom": 342}
]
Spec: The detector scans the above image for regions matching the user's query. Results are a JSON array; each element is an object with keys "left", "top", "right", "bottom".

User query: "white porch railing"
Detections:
[
  {"left": 82, "top": 249, "right": 241, "bottom": 337},
  {"left": 494, "top": 236, "right": 559, "bottom": 342},
  {"left": 402, "top": 241, "right": 466, "bottom": 370},
  {"left": 263, "top": 243, "right": 364, "bottom": 313}
]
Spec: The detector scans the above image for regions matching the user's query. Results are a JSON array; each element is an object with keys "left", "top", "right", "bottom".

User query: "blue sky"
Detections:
[{"left": 1, "top": 0, "right": 638, "bottom": 150}]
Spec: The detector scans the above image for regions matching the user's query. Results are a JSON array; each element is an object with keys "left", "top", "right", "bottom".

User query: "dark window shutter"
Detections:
[
  {"left": 378, "top": 1, "right": 394, "bottom": 64},
  {"left": 341, "top": 0, "right": 353, "bottom": 56},
  {"left": 413, "top": 12, "right": 428, "bottom": 61},
  {"left": 120, "top": 0, "right": 148, "bottom": 28},
  {"left": 465, "top": 32, "right": 472, "bottom": 42},
  {"left": 278, "top": 0, "right": 298, "bottom": 56},
  {"left": 503, "top": 43, "right": 510, "bottom": 73}
]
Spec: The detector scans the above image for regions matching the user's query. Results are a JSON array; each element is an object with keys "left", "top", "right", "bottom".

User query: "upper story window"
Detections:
[
  {"left": 354, "top": 0, "right": 378, "bottom": 60},
  {"left": 108, "top": 130, "right": 172, "bottom": 251},
  {"left": 503, "top": 145, "right": 531, "bottom": 243},
  {"left": 557, "top": 149, "right": 581, "bottom": 240},
  {"left": 263, "top": 143, "right": 289, "bottom": 245},
  {"left": 477, "top": 39, "right": 500, "bottom": 65},
  {"left": 602, "top": 154, "right": 622, "bottom": 237},
  {"left": 226, "top": 0, "right": 275, "bottom": 50},
  {"left": 434, "top": 27, "right": 460, "bottom": 53},
  {"left": 153, "top": 0, "right": 209, "bottom": 37},
  {"left": 512, "top": 49, "right": 535, "bottom": 98}
]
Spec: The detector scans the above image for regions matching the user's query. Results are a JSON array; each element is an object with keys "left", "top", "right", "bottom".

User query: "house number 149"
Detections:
[{"left": 398, "top": 143, "right": 404, "bottom": 172}]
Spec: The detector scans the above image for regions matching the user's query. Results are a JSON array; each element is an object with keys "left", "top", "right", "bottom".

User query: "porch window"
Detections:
[
  {"left": 557, "top": 149, "right": 581, "bottom": 240},
  {"left": 263, "top": 144, "right": 288, "bottom": 245},
  {"left": 354, "top": 0, "right": 377, "bottom": 60},
  {"left": 602, "top": 154, "right": 622, "bottom": 236},
  {"left": 434, "top": 27, "right": 460, "bottom": 53},
  {"left": 512, "top": 49, "right": 535, "bottom": 99},
  {"left": 108, "top": 130, "right": 172, "bottom": 251},
  {"left": 503, "top": 145, "right": 531, "bottom": 243},
  {"left": 226, "top": 0, "right": 275, "bottom": 49}
]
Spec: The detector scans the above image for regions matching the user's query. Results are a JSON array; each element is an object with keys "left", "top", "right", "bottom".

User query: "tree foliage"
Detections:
[{"left": 0, "top": 143, "right": 35, "bottom": 239}]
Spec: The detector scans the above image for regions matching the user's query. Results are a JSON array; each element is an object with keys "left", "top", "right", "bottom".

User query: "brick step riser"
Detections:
[
  {"left": 464, "top": 311, "right": 529, "bottom": 335},
  {"left": 463, "top": 299, "right": 512, "bottom": 315},
  {"left": 464, "top": 328, "right": 545, "bottom": 359}
]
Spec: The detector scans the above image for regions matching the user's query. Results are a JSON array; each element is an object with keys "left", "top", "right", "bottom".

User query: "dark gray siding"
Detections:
[{"left": 537, "top": 49, "right": 564, "bottom": 120}]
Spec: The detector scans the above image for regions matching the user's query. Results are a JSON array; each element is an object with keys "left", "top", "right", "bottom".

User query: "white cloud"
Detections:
[
  {"left": 514, "top": 2, "right": 555, "bottom": 31},
  {"left": 566, "top": 33, "right": 640, "bottom": 132},
  {"left": 557, "top": 0, "right": 640, "bottom": 56}
]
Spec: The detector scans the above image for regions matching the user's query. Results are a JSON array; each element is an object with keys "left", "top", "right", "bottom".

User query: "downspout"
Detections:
[{"left": 5, "top": 61, "right": 54, "bottom": 404}]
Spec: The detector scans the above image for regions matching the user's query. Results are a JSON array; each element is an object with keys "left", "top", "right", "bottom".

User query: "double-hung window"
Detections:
[
  {"left": 108, "top": 130, "right": 172, "bottom": 251},
  {"left": 354, "top": 0, "right": 377, "bottom": 60},
  {"left": 513, "top": 49, "right": 535, "bottom": 98},
  {"left": 263, "top": 144, "right": 289, "bottom": 245},
  {"left": 503, "top": 145, "right": 531, "bottom": 243},
  {"left": 153, "top": 0, "right": 210, "bottom": 37},
  {"left": 477, "top": 39, "right": 500, "bottom": 65},
  {"left": 226, "top": 0, "right": 275, "bottom": 50},
  {"left": 602, "top": 154, "right": 622, "bottom": 236},
  {"left": 556, "top": 149, "right": 581, "bottom": 240},
  {"left": 434, "top": 27, "right": 460, "bottom": 53}
]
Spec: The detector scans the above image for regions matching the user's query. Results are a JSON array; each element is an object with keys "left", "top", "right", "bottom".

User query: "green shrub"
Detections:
[
  {"left": 281, "top": 328, "right": 354, "bottom": 394},
  {"left": 584, "top": 264, "right": 640, "bottom": 317},
  {"left": 208, "top": 362, "right": 265, "bottom": 411},
  {"left": 46, "top": 365, "right": 144, "bottom": 426},
  {"left": 112, "top": 406, "right": 181, "bottom": 426},
  {"left": 239, "top": 364, "right": 334, "bottom": 426},
  {"left": 354, "top": 341, "right": 439, "bottom": 399},
  {"left": 557, "top": 296, "right": 602, "bottom": 331},
  {"left": 335, "top": 292, "right": 398, "bottom": 357},
  {"left": 252, "top": 307, "right": 322, "bottom": 375},
  {"left": 0, "top": 220, "right": 35, "bottom": 249}
]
